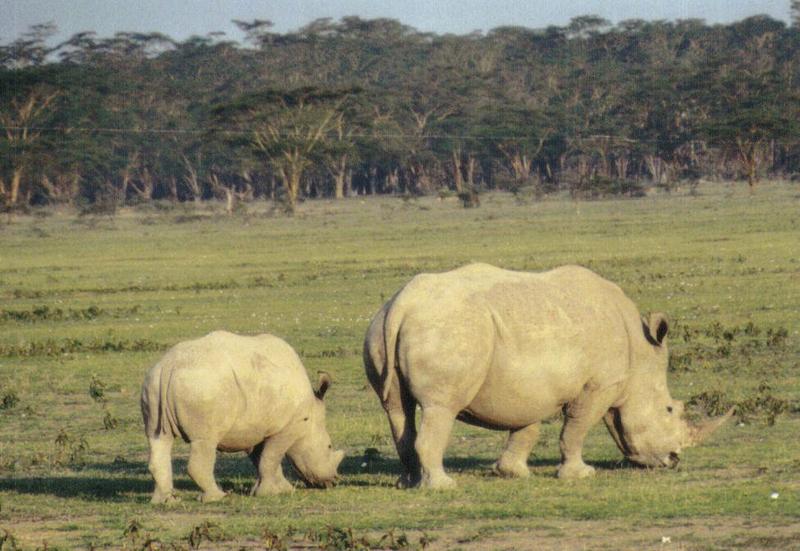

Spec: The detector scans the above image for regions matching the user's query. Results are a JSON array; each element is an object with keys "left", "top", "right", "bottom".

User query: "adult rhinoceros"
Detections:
[
  {"left": 141, "top": 331, "right": 344, "bottom": 503},
  {"left": 364, "top": 263, "right": 733, "bottom": 489}
]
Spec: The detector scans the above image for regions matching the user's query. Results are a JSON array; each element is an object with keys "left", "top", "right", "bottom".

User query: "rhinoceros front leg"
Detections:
[
  {"left": 494, "top": 423, "right": 540, "bottom": 478},
  {"left": 249, "top": 434, "right": 295, "bottom": 496},
  {"left": 187, "top": 439, "right": 226, "bottom": 502},
  {"left": 557, "top": 386, "right": 618, "bottom": 480},
  {"left": 383, "top": 386, "right": 421, "bottom": 488},
  {"left": 148, "top": 434, "right": 178, "bottom": 504},
  {"left": 415, "top": 405, "right": 457, "bottom": 489}
]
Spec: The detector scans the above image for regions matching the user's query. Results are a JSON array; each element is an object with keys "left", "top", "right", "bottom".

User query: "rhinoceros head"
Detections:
[
  {"left": 287, "top": 372, "right": 345, "bottom": 488},
  {"left": 603, "top": 313, "right": 734, "bottom": 468}
]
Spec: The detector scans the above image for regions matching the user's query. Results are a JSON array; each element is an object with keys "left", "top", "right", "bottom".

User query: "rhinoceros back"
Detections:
[
  {"left": 142, "top": 331, "right": 312, "bottom": 446},
  {"left": 369, "top": 264, "right": 640, "bottom": 425}
]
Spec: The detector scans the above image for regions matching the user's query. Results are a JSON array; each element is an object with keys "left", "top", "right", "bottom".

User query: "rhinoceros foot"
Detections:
[
  {"left": 252, "top": 478, "right": 294, "bottom": 496},
  {"left": 557, "top": 461, "right": 595, "bottom": 480},
  {"left": 150, "top": 491, "right": 180, "bottom": 505},
  {"left": 395, "top": 472, "right": 422, "bottom": 489},
  {"left": 199, "top": 489, "right": 227, "bottom": 503},
  {"left": 419, "top": 472, "right": 456, "bottom": 490},
  {"left": 492, "top": 458, "right": 530, "bottom": 479}
]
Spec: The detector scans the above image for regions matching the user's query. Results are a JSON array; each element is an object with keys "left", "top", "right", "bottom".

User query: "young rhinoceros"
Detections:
[
  {"left": 364, "top": 263, "right": 734, "bottom": 489},
  {"left": 141, "top": 331, "right": 344, "bottom": 503}
]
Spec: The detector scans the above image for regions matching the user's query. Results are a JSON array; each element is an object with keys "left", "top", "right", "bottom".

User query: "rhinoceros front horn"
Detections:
[{"left": 688, "top": 406, "right": 736, "bottom": 446}]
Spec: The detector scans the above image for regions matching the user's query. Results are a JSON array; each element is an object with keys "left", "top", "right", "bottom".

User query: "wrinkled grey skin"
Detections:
[
  {"left": 141, "top": 331, "right": 344, "bottom": 503},
  {"left": 364, "top": 264, "right": 733, "bottom": 489}
]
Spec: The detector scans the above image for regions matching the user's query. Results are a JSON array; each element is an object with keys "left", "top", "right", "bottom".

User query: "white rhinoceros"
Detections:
[
  {"left": 141, "top": 331, "right": 344, "bottom": 503},
  {"left": 364, "top": 263, "right": 733, "bottom": 489}
]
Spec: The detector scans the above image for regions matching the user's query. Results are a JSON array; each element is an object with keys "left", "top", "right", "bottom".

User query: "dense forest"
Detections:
[{"left": 2, "top": 9, "right": 800, "bottom": 212}]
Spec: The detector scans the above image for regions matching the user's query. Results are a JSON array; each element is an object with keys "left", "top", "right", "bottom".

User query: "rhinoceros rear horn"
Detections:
[
  {"left": 642, "top": 312, "right": 669, "bottom": 346},
  {"left": 688, "top": 406, "right": 736, "bottom": 446},
  {"left": 315, "top": 371, "right": 332, "bottom": 400}
]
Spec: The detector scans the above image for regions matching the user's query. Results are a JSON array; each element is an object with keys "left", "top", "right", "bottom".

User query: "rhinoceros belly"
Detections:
[
  {"left": 216, "top": 420, "right": 273, "bottom": 452},
  {"left": 458, "top": 343, "right": 590, "bottom": 430}
]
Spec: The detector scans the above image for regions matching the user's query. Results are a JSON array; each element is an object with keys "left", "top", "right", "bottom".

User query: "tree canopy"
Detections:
[{"left": 1, "top": 13, "right": 798, "bottom": 210}]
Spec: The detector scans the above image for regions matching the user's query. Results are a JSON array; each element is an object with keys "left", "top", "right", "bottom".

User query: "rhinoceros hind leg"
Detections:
[
  {"left": 494, "top": 423, "right": 540, "bottom": 478},
  {"left": 250, "top": 435, "right": 296, "bottom": 496},
  {"left": 383, "top": 386, "right": 421, "bottom": 488},
  {"left": 148, "top": 435, "right": 177, "bottom": 504},
  {"left": 415, "top": 405, "right": 456, "bottom": 489},
  {"left": 187, "top": 439, "right": 226, "bottom": 502}
]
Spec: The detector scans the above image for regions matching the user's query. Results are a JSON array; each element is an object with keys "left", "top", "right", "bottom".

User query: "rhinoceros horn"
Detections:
[{"left": 688, "top": 406, "right": 736, "bottom": 446}]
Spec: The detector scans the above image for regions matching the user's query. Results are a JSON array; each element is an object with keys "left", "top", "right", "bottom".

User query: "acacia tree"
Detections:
[
  {"left": 691, "top": 17, "right": 798, "bottom": 189},
  {"left": 0, "top": 86, "right": 59, "bottom": 208},
  {"left": 216, "top": 87, "right": 354, "bottom": 212},
  {"left": 701, "top": 73, "right": 798, "bottom": 189}
]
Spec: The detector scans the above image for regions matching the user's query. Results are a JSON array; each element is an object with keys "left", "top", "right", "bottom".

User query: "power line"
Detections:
[{"left": 1, "top": 125, "right": 799, "bottom": 146}]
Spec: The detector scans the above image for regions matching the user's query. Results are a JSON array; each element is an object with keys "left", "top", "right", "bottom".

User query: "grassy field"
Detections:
[{"left": 0, "top": 183, "right": 798, "bottom": 550}]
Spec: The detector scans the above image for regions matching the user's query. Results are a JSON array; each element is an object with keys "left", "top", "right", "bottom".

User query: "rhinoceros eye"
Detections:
[{"left": 666, "top": 406, "right": 674, "bottom": 414}]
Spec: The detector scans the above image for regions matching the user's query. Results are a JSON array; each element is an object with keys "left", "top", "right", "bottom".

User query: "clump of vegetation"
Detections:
[
  {"left": 669, "top": 321, "right": 793, "bottom": 373},
  {"left": 0, "top": 305, "right": 141, "bottom": 323},
  {"left": 262, "top": 527, "right": 289, "bottom": 551},
  {"left": 187, "top": 521, "right": 223, "bottom": 550},
  {"left": 88, "top": 375, "right": 107, "bottom": 403},
  {"left": 258, "top": 525, "right": 433, "bottom": 551},
  {"left": 53, "top": 429, "right": 89, "bottom": 466},
  {"left": 688, "top": 390, "right": 733, "bottom": 417},
  {"left": 0, "top": 337, "right": 165, "bottom": 358},
  {"left": 457, "top": 189, "right": 480, "bottom": 208},
  {"left": 89, "top": 375, "right": 118, "bottom": 430},
  {"left": 0, "top": 528, "right": 19, "bottom": 551},
  {"left": 689, "top": 382, "right": 790, "bottom": 426},
  {"left": 737, "top": 383, "right": 789, "bottom": 426},
  {"left": 0, "top": 389, "right": 19, "bottom": 411}
]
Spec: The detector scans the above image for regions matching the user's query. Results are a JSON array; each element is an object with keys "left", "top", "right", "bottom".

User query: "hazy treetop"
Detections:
[{"left": 0, "top": 0, "right": 791, "bottom": 45}]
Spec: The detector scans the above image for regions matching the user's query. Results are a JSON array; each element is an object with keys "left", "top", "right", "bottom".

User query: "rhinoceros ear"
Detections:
[
  {"left": 642, "top": 312, "right": 669, "bottom": 346},
  {"left": 315, "top": 371, "right": 332, "bottom": 400}
]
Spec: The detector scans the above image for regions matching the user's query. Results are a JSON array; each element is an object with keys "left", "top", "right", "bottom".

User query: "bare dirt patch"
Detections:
[{"left": 432, "top": 518, "right": 800, "bottom": 551}]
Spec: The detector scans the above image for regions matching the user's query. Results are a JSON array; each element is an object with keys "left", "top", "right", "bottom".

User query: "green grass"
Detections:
[{"left": 0, "top": 183, "right": 798, "bottom": 549}]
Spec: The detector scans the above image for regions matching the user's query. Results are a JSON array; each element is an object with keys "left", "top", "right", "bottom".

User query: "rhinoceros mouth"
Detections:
[{"left": 627, "top": 451, "right": 680, "bottom": 469}]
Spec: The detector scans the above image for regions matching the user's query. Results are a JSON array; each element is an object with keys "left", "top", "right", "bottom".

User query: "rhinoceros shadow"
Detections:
[
  {"left": 0, "top": 455, "right": 267, "bottom": 501},
  {"left": 335, "top": 453, "right": 630, "bottom": 486},
  {"left": 0, "top": 455, "right": 632, "bottom": 499}
]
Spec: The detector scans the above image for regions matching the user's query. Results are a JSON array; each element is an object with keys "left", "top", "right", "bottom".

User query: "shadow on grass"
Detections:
[
  {"left": 0, "top": 456, "right": 258, "bottom": 501},
  {"left": 338, "top": 453, "right": 631, "bottom": 481},
  {"left": 0, "top": 475, "right": 157, "bottom": 501},
  {"left": 0, "top": 455, "right": 634, "bottom": 499}
]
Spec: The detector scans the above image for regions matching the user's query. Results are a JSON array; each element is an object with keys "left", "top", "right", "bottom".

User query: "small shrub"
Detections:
[
  {"left": 0, "top": 390, "right": 19, "bottom": 411},
  {"left": 310, "top": 526, "right": 372, "bottom": 550},
  {"left": 742, "top": 321, "right": 760, "bottom": 336},
  {"left": 89, "top": 375, "right": 107, "bottom": 403},
  {"left": 262, "top": 528, "right": 288, "bottom": 551},
  {"left": 765, "top": 327, "right": 788, "bottom": 348},
  {"left": 668, "top": 353, "right": 692, "bottom": 373},
  {"left": 123, "top": 519, "right": 143, "bottom": 546},
  {"left": 54, "top": 429, "right": 90, "bottom": 466},
  {"left": 457, "top": 189, "right": 480, "bottom": 208},
  {"left": 0, "top": 528, "right": 19, "bottom": 551},
  {"left": 688, "top": 390, "right": 732, "bottom": 417},
  {"left": 187, "top": 521, "right": 222, "bottom": 550},
  {"left": 102, "top": 410, "right": 119, "bottom": 430},
  {"left": 738, "top": 382, "right": 789, "bottom": 426}
]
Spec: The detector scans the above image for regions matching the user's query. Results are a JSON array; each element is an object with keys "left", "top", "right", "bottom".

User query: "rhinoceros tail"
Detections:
[
  {"left": 142, "top": 359, "right": 177, "bottom": 438},
  {"left": 141, "top": 361, "right": 164, "bottom": 437},
  {"left": 381, "top": 301, "right": 403, "bottom": 404}
]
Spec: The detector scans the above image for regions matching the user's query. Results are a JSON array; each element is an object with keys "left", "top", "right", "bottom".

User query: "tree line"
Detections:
[{"left": 2, "top": 10, "right": 800, "bottom": 213}]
